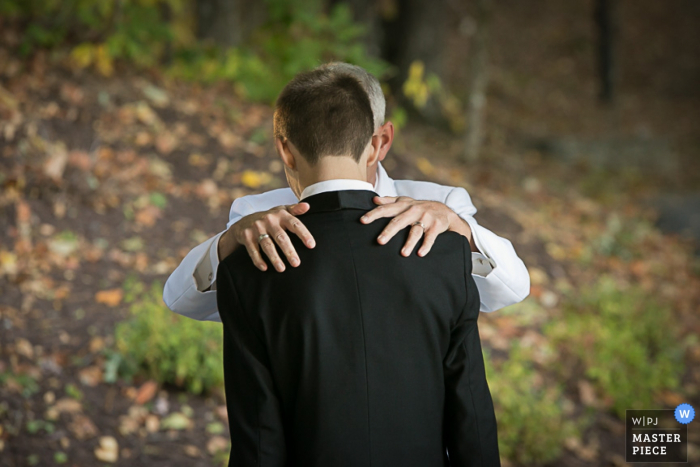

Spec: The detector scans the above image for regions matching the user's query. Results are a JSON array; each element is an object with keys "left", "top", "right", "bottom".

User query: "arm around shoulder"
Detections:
[{"left": 445, "top": 187, "right": 531, "bottom": 312}]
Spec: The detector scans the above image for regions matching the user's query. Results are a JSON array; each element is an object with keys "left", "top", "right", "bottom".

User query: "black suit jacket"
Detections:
[{"left": 216, "top": 189, "right": 500, "bottom": 467}]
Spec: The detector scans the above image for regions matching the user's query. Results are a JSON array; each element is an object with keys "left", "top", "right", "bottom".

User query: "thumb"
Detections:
[
  {"left": 287, "top": 202, "right": 310, "bottom": 215},
  {"left": 373, "top": 196, "right": 398, "bottom": 205}
]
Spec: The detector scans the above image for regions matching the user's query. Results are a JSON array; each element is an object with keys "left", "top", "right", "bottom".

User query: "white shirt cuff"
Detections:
[
  {"left": 193, "top": 231, "right": 225, "bottom": 292},
  {"left": 463, "top": 217, "right": 497, "bottom": 277}
]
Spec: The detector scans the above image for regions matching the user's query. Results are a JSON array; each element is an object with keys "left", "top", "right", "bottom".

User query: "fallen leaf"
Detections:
[
  {"left": 145, "top": 415, "right": 160, "bottom": 433},
  {"left": 88, "top": 337, "right": 105, "bottom": 353},
  {"left": 94, "top": 436, "right": 119, "bottom": 463},
  {"left": 95, "top": 289, "right": 123, "bottom": 307},
  {"left": 118, "top": 416, "right": 140, "bottom": 436},
  {"left": 69, "top": 415, "right": 98, "bottom": 440},
  {"left": 135, "top": 102, "right": 160, "bottom": 126},
  {"left": 161, "top": 412, "right": 192, "bottom": 431},
  {"left": 142, "top": 84, "right": 169, "bottom": 107},
  {"left": 155, "top": 132, "right": 177, "bottom": 155},
  {"left": 217, "top": 130, "right": 239, "bottom": 149},
  {"left": 207, "top": 436, "right": 229, "bottom": 455},
  {"left": 135, "top": 380, "right": 158, "bottom": 405},
  {"left": 15, "top": 338, "right": 34, "bottom": 359},
  {"left": 78, "top": 366, "right": 102, "bottom": 387},
  {"left": 184, "top": 445, "right": 201, "bottom": 457},
  {"left": 135, "top": 131, "right": 152, "bottom": 147},
  {"left": 53, "top": 398, "right": 82, "bottom": 414},
  {"left": 45, "top": 144, "right": 68, "bottom": 181},
  {"left": 134, "top": 205, "right": 162, "bottom": 227}
]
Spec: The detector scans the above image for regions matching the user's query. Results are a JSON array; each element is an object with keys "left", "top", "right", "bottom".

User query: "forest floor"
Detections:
[{"left": 2, "top": 25, "right": 700, "bottom": 467}]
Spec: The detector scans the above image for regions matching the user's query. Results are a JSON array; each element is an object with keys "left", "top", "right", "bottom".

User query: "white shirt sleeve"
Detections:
[
  {"left": 393, "top": 180, "right": 530, "bottom": 312},
  {"left": 163, "top": 189, "right": 297, "bottom": 322},
  {"left": 163, "top": 198, "right": 259, "bottom": 321},
  {"left": 444, "top": 187, "right": 530, "bottom": 312}
]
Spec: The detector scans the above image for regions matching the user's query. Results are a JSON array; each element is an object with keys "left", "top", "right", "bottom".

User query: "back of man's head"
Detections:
[{"left": 273, "top": 67, "right": 374, "bottom": 166}]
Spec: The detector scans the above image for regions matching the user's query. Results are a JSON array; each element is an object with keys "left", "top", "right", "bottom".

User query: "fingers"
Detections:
[
  {"left": 283, "top": 216, "right": 315, "bottom": 249},
  {"left": 258, "top": 235, "right": 286, "bottom": 272},
  {"left": 241, "top": 233, "right": 268, "bottom": 271},
  {"left": 361, "top": 199, "right": 412, "bottom": 224},
  {"left": 270, "top": 228, "right": 300, "bottom": 267},
  {"left": 372, "top": 196, "right": 398, "bottom": 205},
  {"left": 376, "top": 206, "right": 422, "bottom": 244},
  {"left": 401, "top": 223, "right": 426, "bottom": 257},
  {"left": 417, "top": 228, "right": 439, "bottom": 257},
  {"left": 287, "top": 202, "right": 310, "bottom": 216}
]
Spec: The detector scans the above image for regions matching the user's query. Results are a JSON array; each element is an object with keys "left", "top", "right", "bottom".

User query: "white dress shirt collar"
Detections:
[
  {"left": 373, "top": 162, "right": 397, "bottom": 197},
  {"left": 300, "top": 179, "right": 375, "bottom": 200}
]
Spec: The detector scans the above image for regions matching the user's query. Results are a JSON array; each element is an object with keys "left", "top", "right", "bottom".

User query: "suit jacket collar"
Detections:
[{"left": 303, "top": 190, "right": 378, "bottom": 214}]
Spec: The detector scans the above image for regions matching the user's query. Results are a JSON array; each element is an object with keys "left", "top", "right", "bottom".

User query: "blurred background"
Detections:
[{"left": 0, "top": 0, "right": 699, "bottom": 465}]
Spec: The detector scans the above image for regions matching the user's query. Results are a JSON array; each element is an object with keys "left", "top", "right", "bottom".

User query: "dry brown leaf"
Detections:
[
  {"left": 95, "top": 289, "right": 123, "bottom": 307},
  {"left": 53, "top": 398, "right": 82, "bottom": 414},
  {"left": 134, "top": 380, "right": 158, "bottom": 405},
  {"left": 145, "top": 415, "right": 160, "bottom": 433},
  {"left": 206, "top": 436, "right": 229, "bottom": 455},
  {"left": 217, "top": 130, "right": 239, "bottom": 149},
  {"left": 184, "top": 445, "right": 201, "bottom": 458},
  {"left": 134, "top": 205, "right": 161, "bottom": 227},
  {"left": 69, "top": 414, "right": 98, "bottom": 440},
  {"left": 155, "top": 132, "right": 177, "bottom": 155},
  {"left": 94, "top": 436, "right": 119, "bottom": 463},
  {"left": 15, "top": 338, "right": 34, "bottom": 359},
  {"left": 45, "top": 144, "right": 68, "bottom": 181},
  {"left": 89, "top": 337, "right": 105, "bottom": 353},
  {"left": 78, "top": 366, "right": 103, "bottom": 387}
]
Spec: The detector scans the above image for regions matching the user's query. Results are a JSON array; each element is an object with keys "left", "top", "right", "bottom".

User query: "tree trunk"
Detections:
[
  {"left": 196, "top": 0, "right": 267, "bottom": 48},
  {"left": 381, "top": 0, "right": 448, "bottom": 125},
  {"left": 596, "top": 0, "right": 618, "bottom": 103},
  {"left": 463, "top": 0, "right": 492, "bottom": 161}
]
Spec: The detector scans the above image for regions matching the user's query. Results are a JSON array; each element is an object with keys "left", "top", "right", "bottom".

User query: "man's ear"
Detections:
[
  {"left": 366, "top": 134, "right": 382, "bottom": 168},
  {"left": 377, "top": 121, "right": 394, "bottom": 162},
  {"left": 275, "top": 137, "right": 296, "bottom": 170}
]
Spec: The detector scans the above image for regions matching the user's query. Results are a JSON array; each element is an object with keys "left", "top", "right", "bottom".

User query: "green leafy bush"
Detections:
[
  {"left": 170, "top": 1, "right": 390, "bottom": 102},
  {"left": 0, "top": 0, "right": 179, "bottom": 63},
  {"left": 545, "top": 275, "right": 684, "bottom": 418},
  {"left": 3, "top": 0, "right": 390, "bottom": 102},
  {"left": 485, "top": 346, "right": 580, "bottom": 465},
  {"left": 111, "top": 277, "right": 223, "bottom": 394}
]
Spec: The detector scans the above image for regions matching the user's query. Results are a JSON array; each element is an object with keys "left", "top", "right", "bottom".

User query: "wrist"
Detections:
[
  {"left": 448, "top": 211, "right": 478, "bottom": 252},
  {"left": 218, "top": 227, "right": 240, "bottom": 260}
]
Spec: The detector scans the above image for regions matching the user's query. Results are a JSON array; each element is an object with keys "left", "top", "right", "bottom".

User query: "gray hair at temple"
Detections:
[{"left": 317, "top": 62, "right": 386, "bottom": 131}]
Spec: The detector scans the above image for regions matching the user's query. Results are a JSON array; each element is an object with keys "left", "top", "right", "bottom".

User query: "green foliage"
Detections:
[
  {"left": 26, "top": 419, "right": 55, "bottom": 435},
  {"left": 112, "top": 276, "right": 223, "bottom": 394},
  {"left": 0, "top": 369, "right": 40, "bottom": 398},
  {"left": 64, "top": 383, "right": 84, "bottom": 401},
  {"left": 171, "top": 0, "right": 389, "bottom": 102},
  {"left": 545, "top": 276, "right": 684, "bottom": 418},
  {"left": 485, "top": 346, "right": 580, "bottom": 465},
  {"left": 4, "top": 0, "right": 390, "bottom": 102},
  {"left": 1, "top": 0, "right": 180, "bottom": 65}
]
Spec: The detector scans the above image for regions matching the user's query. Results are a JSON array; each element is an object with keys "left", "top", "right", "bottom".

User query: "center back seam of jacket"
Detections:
[{"left": 341, "top": 209, "right": 373, "bottom": 467}]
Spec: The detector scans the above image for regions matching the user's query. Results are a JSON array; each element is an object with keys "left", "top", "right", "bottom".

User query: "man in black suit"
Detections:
[{"left": 216, "top": 66, "right": 500, "bottom": 466}]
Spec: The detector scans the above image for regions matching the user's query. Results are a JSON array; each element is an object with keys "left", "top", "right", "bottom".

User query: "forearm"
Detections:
[
  {"left": 465, "top": 221, "right": 530, "bottom": 312},
  {"left": 163, "top": 232, "right": 223, "bottom": 321},
  {"left": 448, "top": 211, "right": 478, "bottom": 253}
]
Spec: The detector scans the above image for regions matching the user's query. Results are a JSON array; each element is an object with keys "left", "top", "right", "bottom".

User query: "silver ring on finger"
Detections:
[
  {"left": 412, "top": 221, "right": 425, "bottom": 230},
  {"left": 258, "top": 233, "right": 271, "bottom": 243}
]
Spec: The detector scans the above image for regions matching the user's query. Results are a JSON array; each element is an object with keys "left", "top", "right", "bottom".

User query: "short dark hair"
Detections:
[{"left": 273, "top": 67, "right": 374, "bottom": 165}]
